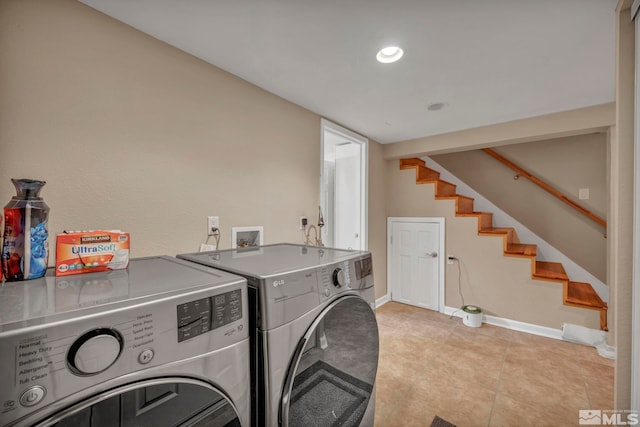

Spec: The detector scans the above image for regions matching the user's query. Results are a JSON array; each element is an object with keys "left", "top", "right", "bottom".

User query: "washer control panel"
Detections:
[
  {"left": 19, "top": 386, "right": 46, "bottom": 408},
  {"left": 332, "top": 268, "right": 346, "bottom": 288},
  {"left": 176, "top": 289, "right": 242, "bottom": 342},
  {"left": 0, "top": 281, "right": 247, "bottom": 426},
  {"left": 67, "top": 328, "right": 124, "bottom": 376}
]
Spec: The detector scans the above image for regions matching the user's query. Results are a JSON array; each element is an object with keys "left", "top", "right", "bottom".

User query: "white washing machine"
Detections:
[
  {"left": 178, "top": 244, "right": 379, "bottom": 427},
  {"left": 0, "top": 256, "right": 250, "bottom": 427}
]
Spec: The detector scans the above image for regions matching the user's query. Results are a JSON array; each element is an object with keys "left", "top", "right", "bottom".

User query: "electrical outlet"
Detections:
[
  {"left": 447, "top": 254, "right": 455, "bottom": 265},
  {"left": 207, "top": 216, "right": 220, "bottom": 235},
  {"left": 300, "top": 217, "right": 308, "bottom": 230}
]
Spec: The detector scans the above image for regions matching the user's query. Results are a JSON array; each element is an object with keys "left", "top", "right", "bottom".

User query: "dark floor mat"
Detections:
[
  {"left": 431, "top": 415, "right": 457, "bottom": 427},
  {"left": 288, "top": 360, "right": 373, "bottom": 427}
]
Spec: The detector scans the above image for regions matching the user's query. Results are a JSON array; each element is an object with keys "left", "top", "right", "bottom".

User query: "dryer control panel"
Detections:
[
  {"left": 253, "top": 253, "right": 374, "bottom": 330},
  {"left": 318, "top": 253, "right": 374, "bottom": 302}
]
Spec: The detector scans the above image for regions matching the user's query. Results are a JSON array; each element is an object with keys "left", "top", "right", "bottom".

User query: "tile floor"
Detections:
[{"left": 374, "top": 302, "right": 614, "bottom": 427}]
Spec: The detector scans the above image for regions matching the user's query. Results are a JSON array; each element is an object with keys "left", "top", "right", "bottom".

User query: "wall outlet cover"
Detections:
[{"left": 207, "top": 216, "right": 220, "bottom": 235}]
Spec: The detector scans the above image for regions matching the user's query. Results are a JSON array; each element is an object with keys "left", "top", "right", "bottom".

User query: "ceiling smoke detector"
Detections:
[
  {"left": 427, "top": 102, "right": 447, "bottom": 111},
  {"left": 376, "top": 46, "right": 404, "bottom": 63}
]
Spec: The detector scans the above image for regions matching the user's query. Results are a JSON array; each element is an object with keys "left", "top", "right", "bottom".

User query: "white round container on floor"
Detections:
[{"left": 462, "top": 305, "right": 483, "bottom": 327}]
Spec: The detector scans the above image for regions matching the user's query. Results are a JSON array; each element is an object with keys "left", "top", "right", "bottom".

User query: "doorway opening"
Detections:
[{"left": 320, "top": 119, "right": 368, "bottom": 250}]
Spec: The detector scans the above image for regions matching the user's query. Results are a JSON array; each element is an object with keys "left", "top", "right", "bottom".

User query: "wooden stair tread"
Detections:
[
  {"left": 566, "top": 281, "right": 607, "bottom": 309},
  {"left": 505, "top": 243, "right": 537, "bottom": 256},
  {"left": 437, "top": 194, "right": 473, "bottom": 201},
  {"left": 533, "top": 261, "right": 568, "bottom": 281},
  {"left": 479, "top": 227, "right": 513, "bottom": 235},
  {"left": 456, "top": 211, "right": 487, "bottom": 216},
  {"left": 434, "top": 194, "right": 473, "bottom": 201},
  {"left": 400, "top": 158, "right": 425, "bottom": 168}
]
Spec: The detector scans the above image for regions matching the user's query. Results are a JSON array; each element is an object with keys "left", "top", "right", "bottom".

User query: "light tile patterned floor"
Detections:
[{"left": 374, "top": 302, "right": 614, "bottom": 427}]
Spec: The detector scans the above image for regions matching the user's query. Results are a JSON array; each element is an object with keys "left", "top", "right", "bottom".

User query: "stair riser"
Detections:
[
  {"left": 436, "top": 181, "right": 456, "bottom": 196},
  {"left": 456, "top": 197, "right": 474, "bottom": 213},
  {"left": 417, "top": 166, "right": 440, "bottom": 181},
  {"left": 479, "top": 213, "right": 493, "bottom": 229}
]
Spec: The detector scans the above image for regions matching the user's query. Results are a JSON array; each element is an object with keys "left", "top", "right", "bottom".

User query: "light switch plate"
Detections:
[{"left": 578, "top": 188, "right": 589, "bottom": 200}]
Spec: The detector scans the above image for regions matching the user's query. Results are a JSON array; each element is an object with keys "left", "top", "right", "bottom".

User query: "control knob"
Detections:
[
  {"left": 67, "top": 328, "right": 123, "bottom": 376},
  {"left": 332, "top": 268, "right": 346, "bottom": 288}
]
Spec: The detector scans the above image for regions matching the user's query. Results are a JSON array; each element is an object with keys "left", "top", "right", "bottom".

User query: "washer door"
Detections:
[
  {"left": 34, "top": 378, "right": 241, "bottom": 427},
  {"left": 280, "top": 296, "right": 379, "bottom": 427}
]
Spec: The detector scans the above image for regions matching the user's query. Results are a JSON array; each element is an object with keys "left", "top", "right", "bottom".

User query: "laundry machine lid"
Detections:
[
  {"left": 0, "top": 256, "right": 246, "bottom": 331},
  {"left": 178, "top": 243, "right": 368, "bottom": 278}
]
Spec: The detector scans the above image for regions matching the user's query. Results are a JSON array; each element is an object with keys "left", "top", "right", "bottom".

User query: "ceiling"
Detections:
[{"left": 79, "top": 0, "right": 617, "bottom": 144}]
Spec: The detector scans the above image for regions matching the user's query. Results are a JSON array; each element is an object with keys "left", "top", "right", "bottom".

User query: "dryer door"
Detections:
[
  {"left": 280, "top": 295, "right": 379, "bottom": 427},
  {"left": 32, "top": 378, "right": 242, "bottom": 427}
]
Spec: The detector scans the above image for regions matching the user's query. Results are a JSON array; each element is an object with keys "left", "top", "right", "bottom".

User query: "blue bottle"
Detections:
[{"left": 2, "top": 179, "right": 50, "bottom": 281}]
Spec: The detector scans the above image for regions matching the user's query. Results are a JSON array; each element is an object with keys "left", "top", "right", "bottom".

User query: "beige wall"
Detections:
[
  {"left": 611, "top": 0, "right": 634, "bottom": 410},
  {"left": 386, "top": 160, "right": 600, "bottom": 330},
  {"left": 383, "top": 103, "right": 615, "bottom": 159},
  {"left": 0, "top": 0, "right": 387, "bottom": 284},
  {"left": 368, "top": 141, "right": 388, "bottom": 299},
  {"left": 432, "top": 133, "right": 608, "bottom": 282}
]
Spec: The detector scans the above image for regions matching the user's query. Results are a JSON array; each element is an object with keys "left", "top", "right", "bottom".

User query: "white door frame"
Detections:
[
  {"left": 320, "top": 118, "right": 368, "bottom": 250},
  {"left": 387, "top": 217, "right": 446, "bottom": 312}
]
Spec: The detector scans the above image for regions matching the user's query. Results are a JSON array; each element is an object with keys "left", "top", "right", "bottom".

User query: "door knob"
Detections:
[{"left": 426, "top": 251, "right": 438, "bottom": 258}]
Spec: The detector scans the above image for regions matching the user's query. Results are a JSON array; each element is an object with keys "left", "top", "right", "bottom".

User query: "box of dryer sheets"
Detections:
[{"left": 55, "top": 230, "right": 130, "bottom": 276}]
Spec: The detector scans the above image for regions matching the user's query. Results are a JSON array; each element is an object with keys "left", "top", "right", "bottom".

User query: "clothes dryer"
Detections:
[
  {"left": 0, "top": 256, "right": 250, "bottom": 427},
  {"left": 178, "top": 244, "right": 379, "bottom": 427}
]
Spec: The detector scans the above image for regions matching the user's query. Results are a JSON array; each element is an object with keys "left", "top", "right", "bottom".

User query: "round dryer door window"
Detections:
[
  {"left": 32, "top": 378, "right": 241, "bottom": 427},
  {"left": 281, "top": 296, "right": 379, "bottom": 427}
]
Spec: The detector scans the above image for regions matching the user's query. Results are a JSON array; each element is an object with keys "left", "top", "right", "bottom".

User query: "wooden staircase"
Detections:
[{"left": 400, "top": 157, "right": 608, "bottom": 331}]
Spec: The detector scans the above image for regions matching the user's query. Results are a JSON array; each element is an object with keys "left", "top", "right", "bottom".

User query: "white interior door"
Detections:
[{"left": 388, "top": 217, "right": 444, "bottom": 311}]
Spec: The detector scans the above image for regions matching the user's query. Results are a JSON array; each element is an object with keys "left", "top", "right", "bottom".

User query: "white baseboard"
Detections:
[
  {"left": 381, "top": 300, "right": 592, "bottom": 342},
  {"left": 443, "top": 305, "right": 563, "bottom": 340},
  {"left": 375, "top": 294, "right": 391, "bottom": 308}
]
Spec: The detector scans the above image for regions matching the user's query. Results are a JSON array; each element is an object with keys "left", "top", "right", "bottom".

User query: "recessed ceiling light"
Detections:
[{"left": 376, "top": 46, "right": 404, "bottom": 63}]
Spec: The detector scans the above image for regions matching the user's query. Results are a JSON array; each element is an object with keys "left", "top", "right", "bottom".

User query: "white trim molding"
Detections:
[
  {"left": 443, "top": 305, "right": 564, "bottom": 340},
  {"left": 632, "top": 4, "right": 640, "bottom": 410},
  {"left": 378, "top": 299, "right": 616, "bottom": 356},
  {"left": 375, "top": 294, "right": 391, "bottom": 308},
  {"left": 320, "top": 118, "right": 368, "bottom": 251}
]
